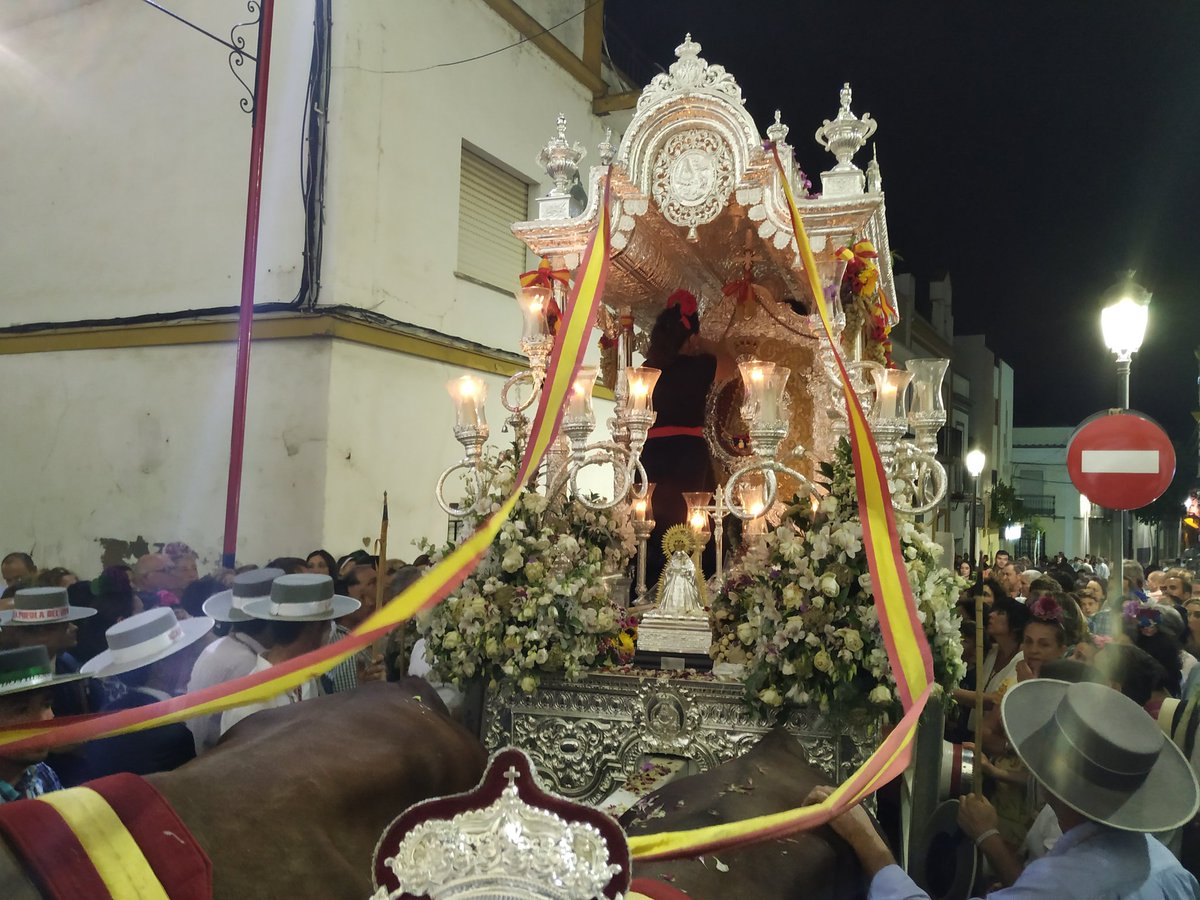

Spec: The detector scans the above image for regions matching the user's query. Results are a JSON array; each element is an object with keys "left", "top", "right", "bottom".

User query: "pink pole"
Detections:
[{"left": 222, "top": 0, "right": 276, "bottom": 568}]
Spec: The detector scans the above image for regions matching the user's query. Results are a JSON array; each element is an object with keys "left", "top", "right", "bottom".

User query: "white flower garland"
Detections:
[
  {"left": 712, "top": 441, "right": 966, "bottom": 719},
  {"left": 417, "top": 449, "right": 636, "bottom": 694}
]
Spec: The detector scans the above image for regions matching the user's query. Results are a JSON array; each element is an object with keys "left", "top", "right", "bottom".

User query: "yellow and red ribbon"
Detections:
[
  {"left": 623, "top": 147, "right": 934, "bottom": 862},
  {"left": 0, "top": 179, "right": 613, "bottom": 754}
]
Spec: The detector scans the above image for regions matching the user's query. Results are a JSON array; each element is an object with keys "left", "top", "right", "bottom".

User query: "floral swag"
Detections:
[
  {"left": 417, "top": 449, "right": 636, "bottom": 694},
  {"left": 711, "top": 440, "right": 966, "bottom": 721}
]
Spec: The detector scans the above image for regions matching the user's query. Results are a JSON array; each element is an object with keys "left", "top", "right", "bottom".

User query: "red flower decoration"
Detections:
[
  {"left": 667, "top": 289, "right": 698, "bottom": 329},
  {"left": 1029, "top": 594, "right": 1064, "bottom": 623}
]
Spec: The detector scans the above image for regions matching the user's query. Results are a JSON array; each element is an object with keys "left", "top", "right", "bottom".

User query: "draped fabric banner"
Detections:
[
  {"left": 0, "top": 176, "right": 613, "bottom": 754},
  {"left": 624, "top": 147, "right": 935, "bottom": 861}
]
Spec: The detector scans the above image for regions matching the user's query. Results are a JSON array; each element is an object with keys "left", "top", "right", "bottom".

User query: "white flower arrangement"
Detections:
[
  {"left": 417, "top": 448, "right": 636, "bottom": 694},
  {"left": 711, "top": 440, "right": 966, "bottom": 721}
]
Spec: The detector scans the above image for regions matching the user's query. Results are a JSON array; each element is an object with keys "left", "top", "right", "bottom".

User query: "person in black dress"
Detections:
[{"left": 639, "top": 290, "right": 733, "bottom": 589}]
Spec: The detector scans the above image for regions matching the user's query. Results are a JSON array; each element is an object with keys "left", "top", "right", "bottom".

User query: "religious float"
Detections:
[{"left": 418, "top": 34, "right": 970, "bottom": 885}]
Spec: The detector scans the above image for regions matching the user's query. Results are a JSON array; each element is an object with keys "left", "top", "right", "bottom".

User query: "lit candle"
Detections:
[
  {"left": 738, "top": 359, "right": 776, "bottom": 425},
  {"left": 690, "top": 510, "right": 707, "bottom": 532},
  {"left": 624, "top": 366, "right": 662, "bottom": 413},
  {"left": 632, "top": 498, "right": 647, "bottom": 524},
  {"left": 447, "top": 375, "right": 487, "bottom": 428},
  {"left": 517, "top": 285, "right": 551, "bottom": 341},
  {"left": 567, "top": 366, "right": 598, "bottom": 422}
]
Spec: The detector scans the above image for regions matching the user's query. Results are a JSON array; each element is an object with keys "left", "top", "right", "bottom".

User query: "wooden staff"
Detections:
[
  {"left": 973, "top": 591, "right": 985, "bottom": 797},
  {"left": 373, "top": 493, "right": 389, "bottom": 663}
]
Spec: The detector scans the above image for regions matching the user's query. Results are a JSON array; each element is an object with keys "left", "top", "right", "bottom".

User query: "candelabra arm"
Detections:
[{"left": 890, "top": 445, "right": 948, "bottom": 517}]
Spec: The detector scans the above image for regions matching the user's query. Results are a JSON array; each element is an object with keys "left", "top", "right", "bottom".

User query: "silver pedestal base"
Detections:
[{"left": 635, "top": 612, "right": 713, "bottom": 656}]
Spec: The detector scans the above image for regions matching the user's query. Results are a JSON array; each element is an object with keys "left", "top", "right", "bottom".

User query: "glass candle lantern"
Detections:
[
  {"left": 447, "top": 375, "right": 488, "bottom": 429},
  {"left": 868, "top": 367, "right": 913, "bottom": 425},
  {"left": 631, "top": 483, "right": 656, "bottom": 525},
  {"left": 566, "top": 366, "right": 599, "bottom": 423},
  {"left": 683, "top": 491, "right": 713, "bottom": 542},
  {"left": 766, "top": 366, "right": 791, "bottom": 424},
  {"left": 905, "top": 358, "right": 949, "bottom": 427},
  {"left": 739, "top": 481, "right": 768, "bottom": 534},
  {"left": 516, "top": 285, "right": 552, "bottom": 342},
  {"left": 737, "top": 359, "right": 776, "bottom": 425},
  {"left": 625, "top": 366, "right": 662, "bottom": 413}
]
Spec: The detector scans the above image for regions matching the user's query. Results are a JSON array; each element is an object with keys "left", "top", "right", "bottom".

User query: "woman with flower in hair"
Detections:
[
  {"left": 973, "top": 594, "right": 1068, "bottom": 850},
  {"left": 1016, "top": 594, "right": 1069, "bottom": 680},
  {"left": 639, "top": 289, "right": 733, "bottom": 588}
]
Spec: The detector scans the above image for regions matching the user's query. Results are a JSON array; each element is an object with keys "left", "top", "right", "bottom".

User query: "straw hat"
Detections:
[
  {"left": 0, "top": 646, "right": 90, "bottom": 696},
  {"left": 203, "top": 568, "right": 284, "bottom": 623},
  {"left": 1002, "top": 679, "right": 1199, "bottom": 832},
  {"left": 241, "top": 574, "right": 358, "bottom": 623},
  {"left": 80, "top": 607, "right": 214, "bottom": 678},
  {"left": 0, "top": 587, "right": 97, "bottom": 626}
]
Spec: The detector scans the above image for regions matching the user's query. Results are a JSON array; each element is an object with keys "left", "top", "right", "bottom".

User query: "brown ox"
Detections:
[
  {"left": 622, "top": 730, "right": 869, "bottom": 899},
  {"left": 0, "top": 679, "right": 486, "bottom": 899}
]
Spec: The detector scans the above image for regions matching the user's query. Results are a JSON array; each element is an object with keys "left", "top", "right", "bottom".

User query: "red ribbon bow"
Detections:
[
  {"left": 519, "top": 258, "right": 571, "bottom": 290},
  {"left": 667, "top": 289, "right": 698, "bottom": 329}
]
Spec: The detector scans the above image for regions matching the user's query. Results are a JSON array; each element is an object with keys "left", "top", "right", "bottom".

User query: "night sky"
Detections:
[{"left": 606, "top": 1, "right": 1200, "bottom": 445}]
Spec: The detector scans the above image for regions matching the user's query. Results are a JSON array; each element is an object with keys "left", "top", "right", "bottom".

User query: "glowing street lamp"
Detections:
[
  {"left": 965, "top": 449, "right": 986, "bottom": 567},
  {"left": 1099, "top": 271, "right": 1151, "bottom": 407},
  {"left": 1099, "top": 272, "right": 1150, "bottom": 601}
]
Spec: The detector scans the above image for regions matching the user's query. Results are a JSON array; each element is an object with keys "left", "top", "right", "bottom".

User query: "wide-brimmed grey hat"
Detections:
[
  {"left": 241, "top": 574, "right": 359, "bottom": 623},
  {"left": 0, "top": 587, "right": 97, "bottom": 626},
  {"left": 1002, "top": 679, "right": 1199, "bottom": 832},
  {"left": 80, "top": 607, "right": 214, "bottom": 678},
  {"left": 0, "top": 645, "right": 90, "bottom": 696},
  {"left": 203, "top": 567, "right": 284, "bottom": 623}
]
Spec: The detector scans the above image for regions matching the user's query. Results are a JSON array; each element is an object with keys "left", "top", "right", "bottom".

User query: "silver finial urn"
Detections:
[
  {"left": 535, "top": 114, "right": 587, "bottom": 220},
  {"left": 766, "top": 109, "right": 790, "bottom": 146},
  {"left": 815, "top": 83, "right": 877, "bottom": 197},
  {"left": 537, "top": 113, "right": 586, "bottom": 196},
  {"left": 598, "top": 126, "right": 615, "bottom": 166}
]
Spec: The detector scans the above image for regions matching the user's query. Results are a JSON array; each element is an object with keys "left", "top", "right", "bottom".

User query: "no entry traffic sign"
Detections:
[{"left": 1067, "top": 412, "right": 1176, "bottom": 510}]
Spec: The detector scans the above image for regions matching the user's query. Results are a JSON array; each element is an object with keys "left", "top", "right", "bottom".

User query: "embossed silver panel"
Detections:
[{"left": 482, "top": 671, "right": 881, "bottom": 806}]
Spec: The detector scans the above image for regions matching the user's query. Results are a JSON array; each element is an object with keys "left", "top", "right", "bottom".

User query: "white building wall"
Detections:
[
  {"left": 1011, "top": 427, "right": 1088, "bottom": 559},
  {"left": 1, "top": 1, "right": 632, "bottom": 573},
  {"left": 1, "top": 0, "right": 314, "bottom": 323},
  {"left": 0, "top": 340, "right": 332, "bottom": 572}
]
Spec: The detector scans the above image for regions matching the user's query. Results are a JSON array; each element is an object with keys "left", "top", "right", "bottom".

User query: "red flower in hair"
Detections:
[
  {"left": 667, "top": 289, "right": 698, "bottom": 329},
  {"left": 1029, "top": 594, "right": 1064, "bottom": 623}
]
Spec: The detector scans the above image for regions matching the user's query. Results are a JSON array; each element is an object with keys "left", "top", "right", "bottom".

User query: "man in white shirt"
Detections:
[
  {"left": 219, "top": 574, "right": 359, "bottom": 735},
  {"left": 186, "top": 567, "right": 282, "bottom": 752},
  {"left": 810, "top": 680, "right": 1200, "bottom": 898}
]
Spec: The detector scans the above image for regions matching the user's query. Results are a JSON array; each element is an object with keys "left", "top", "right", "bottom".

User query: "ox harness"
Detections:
[{"left": 0, "top": 773, "right": 211, "bottom": 899}]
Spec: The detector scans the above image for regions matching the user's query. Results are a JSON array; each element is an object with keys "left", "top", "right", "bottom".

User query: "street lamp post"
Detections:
[
  {"left": 966, "top": 449, "right": 987, "bottom": 569},
  {"left": 1100, "top": 271, "right": 1151, "bottom": 601}
]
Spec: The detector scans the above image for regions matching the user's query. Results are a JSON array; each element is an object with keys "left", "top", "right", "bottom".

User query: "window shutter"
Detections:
[{"left": 457, "top": 148, "right": 529, "bottom": 290}]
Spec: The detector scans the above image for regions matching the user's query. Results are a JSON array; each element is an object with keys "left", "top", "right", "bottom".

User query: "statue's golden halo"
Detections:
[{"left": 661, "top": 524, "right": 696, "bottom": 556}]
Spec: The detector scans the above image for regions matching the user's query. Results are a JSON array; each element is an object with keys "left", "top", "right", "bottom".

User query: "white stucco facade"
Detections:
[{"left": 1, "top": 1, "right": 630, "bottom": 572}]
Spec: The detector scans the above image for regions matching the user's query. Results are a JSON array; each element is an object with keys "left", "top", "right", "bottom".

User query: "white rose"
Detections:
[
  {"left": 813, "top": 650, "right": 833, "bottom": 673},
  {"left": 519, "top": 675, "right": 538, "bottom": 693},
  {"left": 501, "top": 548, "right": 523, "bottom": 572},
  {"left": 442, "top": 631, "right": 461, "bottom": 650},
  {"left": 758, "top": 687, "right": 783, "bottom": 707},
  {"left": 736, "top": 622, "right": 757, "bottom": 644},
  {"left": 840, "top": 628, "right": 864, "bottom": 653},
  {"left": 869, "top": 685, "right": 892, "bottom": 704},
  {"left": 819, "top": 575, "right": 840, "bottom": 598}
]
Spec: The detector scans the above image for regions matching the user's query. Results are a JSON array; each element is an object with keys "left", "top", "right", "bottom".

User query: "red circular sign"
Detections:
[{"left": 1067, "top": 412, "right": 1176, "bottom": 510}]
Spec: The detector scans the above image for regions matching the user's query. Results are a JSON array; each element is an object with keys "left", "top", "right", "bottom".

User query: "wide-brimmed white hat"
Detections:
[
  {"left": 0, "top": 645, "right": 91, "bottom": 696},
  {"left": 0, "top": 587, "right": 97, "bottom": 626},
  {"left": 80, "top": 607, "right": 214, "bottom": 678},
  {"left": 1002, "top": 679, "right": 1199, "bottom": 832},
  {"left": 203, "top": 568, "right": 283, "bottom": 623},
  {"left": 241, "top": 573, "right": 359, "bottom": 623}
]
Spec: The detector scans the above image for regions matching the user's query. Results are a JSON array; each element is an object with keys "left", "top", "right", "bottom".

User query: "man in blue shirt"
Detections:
[
  {"left": 812, "top": 680, "right": 1200, "bottom": 898},
  {"left": 0, "top": 645, "right": 91, "bottom": 804}
]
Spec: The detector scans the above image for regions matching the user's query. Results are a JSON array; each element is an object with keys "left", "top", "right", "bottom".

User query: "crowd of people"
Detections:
[
  {"left": 4, "top": 541, "right": 1200, "bottom": 895},
  {"left": 922, "top": 548, "right": 1200, "bottom": 895},
  {"left": 0, "top": 545, "right": 430, "bottom": 803}
]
